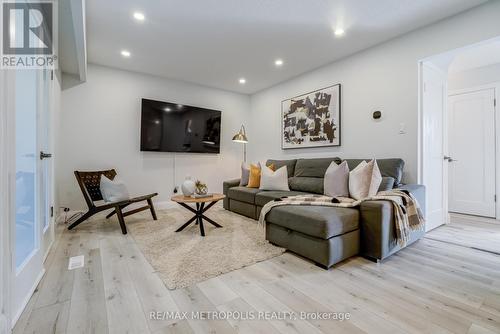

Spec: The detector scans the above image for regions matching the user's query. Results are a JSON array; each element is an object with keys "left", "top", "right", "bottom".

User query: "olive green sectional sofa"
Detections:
[{"left": 223, "top": 157, "right": 426, "bottom": 268}]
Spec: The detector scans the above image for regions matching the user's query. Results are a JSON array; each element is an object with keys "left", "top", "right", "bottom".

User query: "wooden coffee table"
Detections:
[{"left": 171, "top": 194, "right": 225, "bottom": 236}]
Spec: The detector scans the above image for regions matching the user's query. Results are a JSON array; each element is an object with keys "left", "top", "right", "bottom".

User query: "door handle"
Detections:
[
  {"left": 40, "top": 151, "right": 52, "bottom": 160},
  {"left": 444, "top": 156, "right": 457, "bottom": 162}
]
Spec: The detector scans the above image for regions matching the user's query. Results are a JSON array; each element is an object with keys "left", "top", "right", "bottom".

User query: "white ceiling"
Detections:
[
  {"left": 449, "top": 39, "right": 500, "bottom": 73},
  {"left": 85, "top": 0, "right": 488, "bottom": 94}
]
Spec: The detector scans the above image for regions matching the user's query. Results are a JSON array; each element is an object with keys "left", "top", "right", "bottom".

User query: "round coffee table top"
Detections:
[{"left": 171, "top": 193, "right": 225, "bottom": 203}]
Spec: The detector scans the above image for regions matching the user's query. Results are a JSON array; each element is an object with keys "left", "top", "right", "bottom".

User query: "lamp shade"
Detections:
[{"left": 232, "top": 125, "right": 248, "bottom": 143}]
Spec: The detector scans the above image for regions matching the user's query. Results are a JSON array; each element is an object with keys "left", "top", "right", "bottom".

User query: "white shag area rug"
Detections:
[{"left": 122, "top": 205, "right": 285, "bottom": 289}]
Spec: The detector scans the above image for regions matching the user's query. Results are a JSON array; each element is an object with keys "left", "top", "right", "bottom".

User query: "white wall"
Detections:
[
  {"left": 448, "top": 63, "right": 500, "bottom": 91},
  {"left": 58, "top": 64, "right": 250, "bottom": 210},
  {"left": 53, "top": 72, "right": 62, "bottom": 214},
  {"left": 248, "top": 1, "right": 500, "bottom": 184}
]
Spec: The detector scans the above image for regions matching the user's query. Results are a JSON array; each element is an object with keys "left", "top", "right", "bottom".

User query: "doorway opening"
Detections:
[{"left": 419, "top": 37, "right": 500, "bottom": 234}]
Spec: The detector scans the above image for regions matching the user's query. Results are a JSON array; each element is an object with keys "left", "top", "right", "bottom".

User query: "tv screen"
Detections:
[{"left": 140, "top": 98, "right": 221, "bottom": 153}]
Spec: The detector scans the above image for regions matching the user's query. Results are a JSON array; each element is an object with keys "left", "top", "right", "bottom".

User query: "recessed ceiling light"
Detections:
[
  {"left": 164, "top": 107, "right": 171, "bottom": 112},
  {"left": 239, "top": 78, "right": 246, "bottom": 84},
  {"left": 133, "top": 12, "right": 145, "bottom": 21},
  {"left": 275, "top": 59, "right": 284, "bottom": 67},
  {"left": 334, "top": 28, "right": 345, "bottom": 37},
  {"left": 121, "top": 50, "right": 131, "bottom": 57}
]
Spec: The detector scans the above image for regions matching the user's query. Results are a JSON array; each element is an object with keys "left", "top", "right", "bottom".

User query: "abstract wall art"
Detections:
[{"left": 281, "top": 84, "right": 341, "bottom": 149}]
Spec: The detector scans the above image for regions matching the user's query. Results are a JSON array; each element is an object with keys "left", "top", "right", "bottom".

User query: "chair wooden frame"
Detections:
[{"left": 68, "top": 169, "right": 158, "bottom": 234}]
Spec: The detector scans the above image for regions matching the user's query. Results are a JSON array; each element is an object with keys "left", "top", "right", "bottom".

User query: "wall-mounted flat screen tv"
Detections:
[{"left": 140, "top": 98, "right": 221, "bottom": 153}]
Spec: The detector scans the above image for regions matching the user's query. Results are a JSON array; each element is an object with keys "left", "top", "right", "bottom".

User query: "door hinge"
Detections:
[
  {"left": 51, "top": 206, "right": 54, "bottom": 217},
  {"left": 494, "top": 98, "right": 496, "bottom": 107}
]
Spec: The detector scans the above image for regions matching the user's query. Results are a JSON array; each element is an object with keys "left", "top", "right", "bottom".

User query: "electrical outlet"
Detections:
[{"left": 399, "top": 123, "right": 406, "bottom": 134}]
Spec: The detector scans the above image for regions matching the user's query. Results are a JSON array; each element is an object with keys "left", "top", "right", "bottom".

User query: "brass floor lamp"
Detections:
[{"left": 232, "top": 125, "right": 248, "bottom": 162}]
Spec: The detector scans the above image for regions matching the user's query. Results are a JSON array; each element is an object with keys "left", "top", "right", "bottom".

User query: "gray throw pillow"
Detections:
[
  {"left": 378, "top": 177, "right": 395, "bottom": 192},
  {"left": 324, "top": 161, "right": 349, "bottom": 197},
  {"left": 239, "top": 163, "right": 250, "bottom": 186}
]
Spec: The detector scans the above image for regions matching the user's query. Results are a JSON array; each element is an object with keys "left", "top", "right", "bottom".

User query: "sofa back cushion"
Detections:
[
  {"left": 266, "top": 159, "right": 297, "bottom": 177},
  {"left": 293, "top": 157, "right": 342, "bottom": 178},
  {"left": 343, "top": 158, "right": 405, "bottom": 186},
  {"left": 288, "top": 177, "right": 324, "bottom": 194},
  {"left": 266, "top": 157, "right": 403, "bottom": 194},
  {"left": 288, "top": 157, "right": 341, "bottom": 193}
]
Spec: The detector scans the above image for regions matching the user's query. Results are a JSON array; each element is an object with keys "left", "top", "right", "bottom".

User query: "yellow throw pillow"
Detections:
[
  {"left": 247, "top": 163, "right": 275, "bottom": 188},
  {"left": 247, "top": 164, "right": 261, "bottom": 188}
]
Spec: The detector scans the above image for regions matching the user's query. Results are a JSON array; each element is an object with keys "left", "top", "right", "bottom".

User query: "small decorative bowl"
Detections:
[{"left": 195, "top": 184, "right": 208, "bottom": 195}]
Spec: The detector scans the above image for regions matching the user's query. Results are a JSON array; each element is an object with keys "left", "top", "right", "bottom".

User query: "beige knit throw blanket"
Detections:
[{"left": 258, "top": 189, "right": 425, "bottom": 247}]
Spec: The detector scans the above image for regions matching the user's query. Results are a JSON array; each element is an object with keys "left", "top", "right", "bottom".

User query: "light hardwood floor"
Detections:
[{"left": 13, "top": 212, "right": 500, "bottom": 334}]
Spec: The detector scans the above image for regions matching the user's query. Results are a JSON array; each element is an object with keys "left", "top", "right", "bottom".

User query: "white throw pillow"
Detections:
[
  {"left": 349, "top": 159, "right": 382, "bottom": 200},
  {"left": 324, "top": 160, "right": 349, "bottom": 197},
  {"left": 100, "top": 175, "right": 130, "bottom": 203},
  {"left": 259, "top": 165, "right": 290, "bottom": 191}
]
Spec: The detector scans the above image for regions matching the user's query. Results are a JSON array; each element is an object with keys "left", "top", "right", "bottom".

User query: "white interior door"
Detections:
[
  {"left": 12, "top": 69, "right": 54, "bottom": 326},
  {"left": 422, "top": 63, "right": 448, "bottom": 231},
  {"left": 448, "top": 89, "right": 496, "bottom": 218},
  {"left": 39, "top": 70, "right": 55, "bottom": 259},
  {"left": 12, "top": 69, "right": 45, "bottom": 325},
  {"left": 0, "top": 63, "right": 14, "bottom": 334}
]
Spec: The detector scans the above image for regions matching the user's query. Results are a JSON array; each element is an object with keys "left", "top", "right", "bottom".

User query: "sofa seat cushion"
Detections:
[
  {"left": 255, "top": 190, "right": 309, "bottom": 207},
  {"left": 227, "top": 187, "right": 261, "bottom": 204},
  {"left": 265, "top": 206, "right": 359, "bottom": 240}
]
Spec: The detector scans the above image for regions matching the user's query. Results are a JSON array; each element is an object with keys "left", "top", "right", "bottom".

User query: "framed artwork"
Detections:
[{"left": 281, "top": 84, "right": 341, "bottom": 149}]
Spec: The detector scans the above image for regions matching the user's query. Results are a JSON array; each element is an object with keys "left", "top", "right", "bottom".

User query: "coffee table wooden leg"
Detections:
[
  {"left": 201, "top": 201, "right": 217, "bottom": 213},
  {"left": 195, "top": 203, "right": 199, "bottom": 225},
  {"left": 198, "top": 216, "right": 205, "bottom": 236},
  {"left": 202, "top": 214, "right": 222, "bottom": 228},
  {"left": 174, "top": 199, "right": 223, "bottom": 236},
  {"left": 175, "top": 215, "right": 197, "bottom": 232},
  {"left": 198, "top": 203, "right": 206, "bottom": 236},
  {"left": 178, "top": 202, "right": 198, "bottom": 215}
]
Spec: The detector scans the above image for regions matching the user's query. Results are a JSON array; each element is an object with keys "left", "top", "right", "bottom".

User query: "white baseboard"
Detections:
[
  {"left": 11, "top": 268, "right": 45, "bottom": 328},
  {"left": 449, "top": 212, "right": 500, "bottom": 224},
  {"left": 43, "top": 238, "right": 54, "bottom": 263}
]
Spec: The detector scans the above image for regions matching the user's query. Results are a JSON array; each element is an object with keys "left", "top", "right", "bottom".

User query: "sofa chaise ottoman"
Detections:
[{"left": 223, "top": 157, "right": 426, "bottom": 268}]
